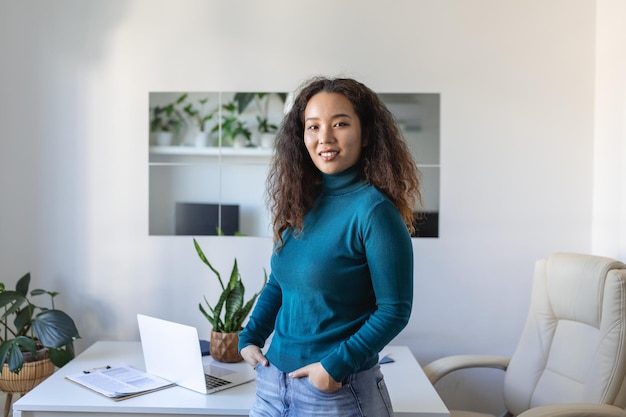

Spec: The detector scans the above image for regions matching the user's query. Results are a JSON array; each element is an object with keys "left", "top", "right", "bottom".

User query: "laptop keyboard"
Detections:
[{"left": 205, "top": 374, "right": 231, "bottom": 390}]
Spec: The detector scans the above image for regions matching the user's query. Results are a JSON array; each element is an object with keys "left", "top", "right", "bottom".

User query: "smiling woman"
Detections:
[
  {"left": 148, "top": 91, "right": 440, "bottom": 238},
  {"left": 303, "top": 92, "right": 365, "bottom": 175}
]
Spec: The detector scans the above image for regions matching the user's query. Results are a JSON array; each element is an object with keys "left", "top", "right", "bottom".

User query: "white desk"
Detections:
[{"left": 13, "top": 341, "right": 449, "bottom": 417}]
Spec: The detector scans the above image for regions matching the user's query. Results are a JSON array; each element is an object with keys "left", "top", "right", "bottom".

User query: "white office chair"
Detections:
[{"left": 424, "top": 253, "right": 626, "bottom": 417}]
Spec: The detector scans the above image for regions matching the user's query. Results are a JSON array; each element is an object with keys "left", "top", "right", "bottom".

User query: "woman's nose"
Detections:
[{"left": 318, "top": 126, "right": 334, "bottom": 144}]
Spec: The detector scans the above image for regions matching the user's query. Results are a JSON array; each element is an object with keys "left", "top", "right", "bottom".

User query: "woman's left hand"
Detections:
[{"left": 289, "top": 362, "right": 342, "bottom": 392}]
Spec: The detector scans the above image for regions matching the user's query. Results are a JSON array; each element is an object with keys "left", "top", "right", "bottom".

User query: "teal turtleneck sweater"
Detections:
[{"left": 238, "top": 166, "right": 414, "bottom": 382}]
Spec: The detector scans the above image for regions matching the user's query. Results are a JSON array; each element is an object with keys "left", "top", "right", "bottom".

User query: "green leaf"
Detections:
[
  {"left": 233, "top": 92, "right": 255, "bottom": 114},
  {"left": 0, "top": 336, "right": 37, "bottom": 374},
  {"left": 6, "top": 350, "right": 25, "bottom": 373},
  {"left": 0, "top": 342, "right": 10, "bottom": 369},
  {"left": 0, "top": 291, "right": 27, "bottom": 319},
  {"left": 183, "top": 103, "right": 198, "bottom": 117},
  {"left": 227, "top": 259, "right": 240, "bottom": 290},
  {"left": 223, "top": 102, "right": 237, "bottom": 113},
  {"left": 235, "top": 269, "right": 268, "bottom": 331},
  {"left": 239, "top": 293, "right": 260, "bottom": 326},
  {"left": 212, "top": 287, "right": 229, "bottom": 329},
  {"left": 14, "top": 306, "right": 34, "bottom": 335},
  {"left": 224, "top": 281, "right": 244, "bottom": 332},
  {"left": 199, "top": 300, "right": 216, "bottom": 328},
  {"left": 31, "top": 310, "right": 80, "bottom": 349},
  {"left": 176, "top": 93, "right": 188, "bottom": 104},
  {"left": 194, "top": 239, "right": 225, "bottom": 290},
  {"left": 16, "top": 273, "right": 30, "bottom": 297},
  {"left": 48, "top": 343, "right": 75, "bottom": 368}
]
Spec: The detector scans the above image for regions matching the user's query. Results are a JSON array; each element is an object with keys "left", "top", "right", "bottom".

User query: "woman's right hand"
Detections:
[{"left": 240, "top": 345, "right": 269, "bottom": 368}]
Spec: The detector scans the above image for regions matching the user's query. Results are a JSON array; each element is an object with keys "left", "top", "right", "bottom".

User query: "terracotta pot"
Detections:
[{"left": 210, "top": 331, "right": 242, "bottom": 363}]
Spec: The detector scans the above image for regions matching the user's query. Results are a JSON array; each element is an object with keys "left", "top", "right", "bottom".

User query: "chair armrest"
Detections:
[
  {"left": 423, "top": 354, "right": 510, "bottom": 384},
  {"left": 517, "top": 403, "right": 626, "bottom": 417}
]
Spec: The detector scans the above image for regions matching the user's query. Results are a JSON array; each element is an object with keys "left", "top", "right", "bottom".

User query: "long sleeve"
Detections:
[
  {"left": 238, "top": 270, "right": 282, "bottom": 351},
  {"left": 320, "top": 200, "right": 413, "bottom": 381}
]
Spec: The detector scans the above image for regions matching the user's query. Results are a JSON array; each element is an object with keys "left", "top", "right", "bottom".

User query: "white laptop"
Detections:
[{"left": 137, "top": 314, "right": 256, "bottom": 394}]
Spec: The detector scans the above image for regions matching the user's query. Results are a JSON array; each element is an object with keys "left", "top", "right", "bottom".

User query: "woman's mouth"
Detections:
[{"left": 320, "top": 150, "right": 338, "bottom": 160}]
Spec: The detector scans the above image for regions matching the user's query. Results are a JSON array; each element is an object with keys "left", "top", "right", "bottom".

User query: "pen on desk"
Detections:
[{"left": 83, "top": 365, "right": 111, "bottom": 374}]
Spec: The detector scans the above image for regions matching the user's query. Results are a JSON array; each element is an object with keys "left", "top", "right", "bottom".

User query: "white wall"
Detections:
[
  {"left": 1, "top": 0, "right": 618, "bottom": 414},
  {"left": 593, "top": 0, "right": 626, "bottom": 260}
]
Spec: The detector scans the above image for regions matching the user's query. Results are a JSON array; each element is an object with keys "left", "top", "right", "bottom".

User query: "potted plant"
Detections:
[
  {"left": 0, "top": 273, "right": 80, "bottom": 396},
  {"left": 233, "top": 92, "right": 287, "bottom": 149},
  {"left": 182, "top": 95, "right": 217, "bottom": 147},
  {"left": 149, "top": 94, "right": 186, "bottom": 146},
  {"left": 194, "top": 239, "right": 266, "bottom": 362},
  {"left": 211, "top": 101, "right": 252, "bottom": 148}
]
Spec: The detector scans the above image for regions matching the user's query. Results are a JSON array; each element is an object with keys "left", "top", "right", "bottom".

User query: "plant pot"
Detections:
[
  {"left": 210, "top": 330, "right": 242, "bottom": 363},
  {"left": 231, "top": 135, "right": 248, "bottom": 148},
  {"left": 259, "top": 133, "right": 275, "bottom": 149},
  {"left": 153, "top": 131, "right": 174, "bottom": 146},
  {"left": 193, "top": 131, "right": 210, "bottom": 147},
  {"left": 181, "top": 127, "right": 210, "bottom": 147},
  {"left": 0, "top": 356, "right": 55, "bottom": 394}
]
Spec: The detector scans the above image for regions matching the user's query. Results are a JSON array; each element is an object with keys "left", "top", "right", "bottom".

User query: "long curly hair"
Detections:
[{"left": 267, "top": 77, "right": 422, "bottom": 247}]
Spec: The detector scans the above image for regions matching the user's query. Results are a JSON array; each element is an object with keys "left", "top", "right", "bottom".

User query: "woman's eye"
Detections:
[
  {"left": 334, "top": 122, "right": 348, "bottom": 127},
  {"left": 307, "top": 125, "right": 318, "bottom": 130}
]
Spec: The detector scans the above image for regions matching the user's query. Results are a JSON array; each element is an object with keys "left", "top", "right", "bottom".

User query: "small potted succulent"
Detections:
[{"left": 194, "top": 239, "right": 266, "bottom": 362}]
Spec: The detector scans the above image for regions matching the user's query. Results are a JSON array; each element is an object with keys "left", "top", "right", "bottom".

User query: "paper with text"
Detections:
[{"left": 66, "top": 364, "right": 175, "bottom": 400}]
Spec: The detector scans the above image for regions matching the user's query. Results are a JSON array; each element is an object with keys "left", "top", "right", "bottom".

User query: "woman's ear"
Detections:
[{"left": 361, "top": 129, "right": 369, "bottom": 147}]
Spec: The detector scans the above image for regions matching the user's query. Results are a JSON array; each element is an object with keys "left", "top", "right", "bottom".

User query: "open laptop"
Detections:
[{"left": 137, "top": 314, "right": 256, "bottom": 394}]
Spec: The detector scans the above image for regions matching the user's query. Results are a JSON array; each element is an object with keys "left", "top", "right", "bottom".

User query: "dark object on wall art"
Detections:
[
  {"left": 175, "top": 203, "right": 239, "bottom": 236},
  {"left": 412, "top": 212, "right": 439, "bottom": 238}
]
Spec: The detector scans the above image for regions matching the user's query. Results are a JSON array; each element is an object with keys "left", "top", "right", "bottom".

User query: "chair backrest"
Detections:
[{"left": 504, "top": 253, "right": 626, "bottom": 415}]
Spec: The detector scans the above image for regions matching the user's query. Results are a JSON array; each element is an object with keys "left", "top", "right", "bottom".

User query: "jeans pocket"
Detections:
[
  {"left": 303, "top": 377, "right": 346, "bottom": 397},
  {"left": 376, "top": 376, "right": 393, "bottom": 413}
]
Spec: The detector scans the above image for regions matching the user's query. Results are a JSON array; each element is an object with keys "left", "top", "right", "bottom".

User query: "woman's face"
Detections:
[{"left": 303, "top": 92, "right": 366, "bottom": 175}]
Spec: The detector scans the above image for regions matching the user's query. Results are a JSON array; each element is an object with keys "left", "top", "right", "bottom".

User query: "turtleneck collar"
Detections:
[{"left": 321, "top": 164, "right": 366, "bottom": 196}]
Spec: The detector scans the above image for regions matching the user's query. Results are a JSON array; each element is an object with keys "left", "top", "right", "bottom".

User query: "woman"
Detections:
[{"left": 239, "top": 77, "right": 422, "bottom": 416}]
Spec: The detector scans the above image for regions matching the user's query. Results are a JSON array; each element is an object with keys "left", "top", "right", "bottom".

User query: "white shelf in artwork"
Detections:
[
  {"left": 149, "top": 146, "right": 439, "bottom": 168},
  {"left": 149, "top": 146, "right": 273, "bottom": 165}
]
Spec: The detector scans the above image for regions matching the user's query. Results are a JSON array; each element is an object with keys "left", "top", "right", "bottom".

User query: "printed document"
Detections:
[{"left": 66, "top": 364, "right": 175, "bottom": 400}]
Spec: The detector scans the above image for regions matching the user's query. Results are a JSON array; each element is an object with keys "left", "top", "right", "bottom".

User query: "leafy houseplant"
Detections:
[
  {"left": 182, "top": 95, "right": 216, "bottom": 133},
  {"left": 149, "top": 94, "right": 186, "bottom": 134},
  {"left": 181, "top": 94, "right": 217, "bottom": 147},
  {"left": 0, "top": 273, "right": 80, "bottom": 374},
  {"left": 194, "top": 239, "right": 267, "bottom": 362},
  {"left": 233, "top": 92, "right": 287, "bottom": 134},
  {"left": 149, "top": 94, "right": 186, "bottom": 146},
  {"left": 211, "top": 101, "right": 252, "bottom": 147},
  {"left": 233, "top": 92, "right": 286, "bottom": 149}
]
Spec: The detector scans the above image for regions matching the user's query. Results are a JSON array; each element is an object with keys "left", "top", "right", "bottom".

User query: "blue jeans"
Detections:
[{"left": 250, "top": 362, "right": 393, "bottom": 417}]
